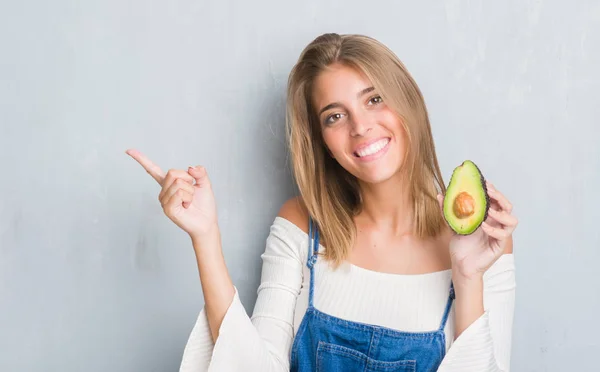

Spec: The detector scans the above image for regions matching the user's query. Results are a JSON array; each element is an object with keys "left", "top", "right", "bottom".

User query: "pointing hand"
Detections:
[{"left": 126, "top": 149, "right": 218, "bottom": 240}]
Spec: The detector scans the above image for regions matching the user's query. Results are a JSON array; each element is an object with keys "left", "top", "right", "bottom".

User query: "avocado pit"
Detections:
[{"left": 453, "top": 192, "right": 475, "bottom": 219}]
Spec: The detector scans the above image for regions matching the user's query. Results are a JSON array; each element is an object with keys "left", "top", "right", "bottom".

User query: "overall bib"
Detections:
[{"left": 290, "top": 218, "right": 455, "bottom": 372}]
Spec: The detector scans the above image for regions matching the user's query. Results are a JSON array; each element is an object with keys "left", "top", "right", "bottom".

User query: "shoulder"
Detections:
[
  {"left": 277, "top": 196, "right": 310, "bottom": 235},
  {"left": 257, "top": 196, "right": 311, "bottom": 265},
  {"left": 276, "top": 196, "right": 329, "bottom": 252}
]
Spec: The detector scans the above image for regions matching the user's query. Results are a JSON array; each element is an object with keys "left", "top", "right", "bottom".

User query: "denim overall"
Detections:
[{"left": 290, "top": 217, "right": 455, "bottom": 372}]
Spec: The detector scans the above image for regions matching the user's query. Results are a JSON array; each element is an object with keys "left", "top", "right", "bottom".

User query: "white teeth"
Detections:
[{"left": 356, "top": 138, "right": 389, "bottom": 157}]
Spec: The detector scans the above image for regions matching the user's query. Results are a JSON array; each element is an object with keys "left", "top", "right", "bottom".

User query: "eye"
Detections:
[
  {"left": 324, "top": 113, "right": 345, "bottom": 125},
  {"left": 368, "top": 95, "right": 383, "bottom": 105}
]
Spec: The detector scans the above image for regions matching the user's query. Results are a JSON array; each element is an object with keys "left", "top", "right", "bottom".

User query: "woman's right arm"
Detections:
[
  {"left": 125, "top": 149, "right": 306, "bottom": 371},
  {"left": 180, "top": 203, "right": 307, "bottom": 372},
  {"left": 190, "top": 224, "right": 235, "bottom": 344}
]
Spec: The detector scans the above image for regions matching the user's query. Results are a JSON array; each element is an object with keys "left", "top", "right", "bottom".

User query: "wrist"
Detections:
[
  {"left": 190, "top": 223, "right": 221, "bottom": 252},
  {"left": 451, "top": 260, "right": 485, "bottom": 284},
  {"left": 452, "top": 271, "right": 484, "bottom": 296},
  {"left": 452, "top": 269, "right": 483, "bottom": 286},
  {"left": 452, "top": 269, "right": 484, "bottom": 299}
]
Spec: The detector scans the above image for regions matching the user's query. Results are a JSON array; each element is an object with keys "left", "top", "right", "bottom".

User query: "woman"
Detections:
[{"left": 127, "top": 33, "right": 517, "bottom": 371}]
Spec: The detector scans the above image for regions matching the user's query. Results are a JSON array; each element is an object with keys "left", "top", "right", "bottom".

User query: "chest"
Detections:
[
  {"left": 347, "top": 231, "right": 451, "bottom": 275},
  {"left": 293, "top": 260, "right": 455, "bottom": 350}
]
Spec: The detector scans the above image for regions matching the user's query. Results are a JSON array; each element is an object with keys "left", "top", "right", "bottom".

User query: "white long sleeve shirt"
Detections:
[{"left": 179, "top": 216, "right": 516, "bottom": 371}]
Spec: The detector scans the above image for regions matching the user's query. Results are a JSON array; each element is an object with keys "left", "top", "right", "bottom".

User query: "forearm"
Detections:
[
  {"left": 452, "top": 271, "right": 484, "bottom": 339},
  {"left": 191, "top": 225, "right": 236, "bottom": 343}
]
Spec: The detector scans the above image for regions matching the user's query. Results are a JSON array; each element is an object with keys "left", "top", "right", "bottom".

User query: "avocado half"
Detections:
[{"left": 442, "top": 160, "right": 490, "bottom": 235}]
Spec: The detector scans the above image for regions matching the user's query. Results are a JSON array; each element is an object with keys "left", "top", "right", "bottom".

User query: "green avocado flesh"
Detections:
[{"left": 443, "top": 160, "right": 489, "bottom": 235}]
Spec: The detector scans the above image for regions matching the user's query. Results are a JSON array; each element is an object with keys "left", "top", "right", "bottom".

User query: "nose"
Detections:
[{"left": 349, "top": 111, "right": 373, "bottom": 137}]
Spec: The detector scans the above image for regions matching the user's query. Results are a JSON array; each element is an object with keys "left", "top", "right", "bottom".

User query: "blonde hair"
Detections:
[{"left": 285, "top": 33, "right": 447, "bottom": 268}]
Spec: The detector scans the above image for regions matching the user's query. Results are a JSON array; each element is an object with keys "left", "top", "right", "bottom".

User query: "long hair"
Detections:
[{"left": 285, "top": 33, "right": 446, "bottom": 268}]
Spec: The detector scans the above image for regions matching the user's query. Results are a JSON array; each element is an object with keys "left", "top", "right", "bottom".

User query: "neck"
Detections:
[{"left": 357, "top": 174, "right": 413, "bottom": 236}]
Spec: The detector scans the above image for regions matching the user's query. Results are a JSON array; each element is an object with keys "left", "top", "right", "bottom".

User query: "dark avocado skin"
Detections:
[{"left": 443, "top": 160, "right": 490, "bottom": 235}]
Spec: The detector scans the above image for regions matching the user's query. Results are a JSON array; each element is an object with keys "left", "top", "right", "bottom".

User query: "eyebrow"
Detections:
[{"left": 318, "top": 86, "right": 375, "bottom": 117}]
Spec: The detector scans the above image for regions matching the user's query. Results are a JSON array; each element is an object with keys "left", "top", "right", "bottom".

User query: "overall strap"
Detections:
[
  {"left": 306, "top": 216, "right": 320, "bottom": 308},
  {"left": 438, "top": 281, "right": 455, "bottom": 331}
]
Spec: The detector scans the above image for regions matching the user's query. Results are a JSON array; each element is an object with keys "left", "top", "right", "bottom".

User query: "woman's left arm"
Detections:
[
  {"left": 439, "top": 254, "right": 516, "bottom": 371},
  {"left": 452, "top": 234, "right": 513, "bottom": 339},
  {"left": 436, "top": 181, "right": 518, "bottom": 371}
]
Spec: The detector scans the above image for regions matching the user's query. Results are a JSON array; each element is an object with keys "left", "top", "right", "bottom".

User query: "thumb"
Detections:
[
  {"left": 188, "top": 166, "right": 211, "bottom": 188},
  {"left": 436, "top": 193, "right": 444, "bottom": 216}
]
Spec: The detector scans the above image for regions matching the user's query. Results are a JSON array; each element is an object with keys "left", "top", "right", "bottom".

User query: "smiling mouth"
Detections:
[{"left": 354, "top": 138, "right": 390, "bottom": 158}]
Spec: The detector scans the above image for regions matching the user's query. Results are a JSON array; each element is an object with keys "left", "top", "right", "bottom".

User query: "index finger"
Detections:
[
  {"left": 126, "top": 149, "right": 165, "bottom": 185},
  {"left": 486, "top": 181, "right": 513, "bottom": 214}
]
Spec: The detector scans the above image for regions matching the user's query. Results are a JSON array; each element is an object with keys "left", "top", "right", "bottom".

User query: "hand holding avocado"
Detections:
[{"left": 437, "top": 160, "right": 518, "bottom": 279}]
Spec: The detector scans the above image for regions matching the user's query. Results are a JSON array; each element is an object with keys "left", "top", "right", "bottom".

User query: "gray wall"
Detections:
[{"left": 1, "top": 0, "right": 598, "bottom": 371}]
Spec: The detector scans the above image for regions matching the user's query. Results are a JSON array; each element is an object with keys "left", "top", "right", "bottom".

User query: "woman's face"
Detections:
[{"left": 312, "top": 63, "right": 407, "bottom": 185}]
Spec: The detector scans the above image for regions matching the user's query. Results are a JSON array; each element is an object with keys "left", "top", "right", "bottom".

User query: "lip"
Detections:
[
  {"left": 353, "top": 137, "right": 391, "bottom": 163},
  {"left": 353, "top": 137, "right": 390, "bottom": 153}
]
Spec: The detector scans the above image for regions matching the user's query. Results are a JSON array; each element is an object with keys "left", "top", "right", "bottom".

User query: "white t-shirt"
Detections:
[{"left": 179, "top": 217, "right": 516, "bottom": 371}]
